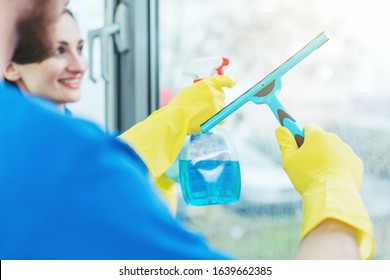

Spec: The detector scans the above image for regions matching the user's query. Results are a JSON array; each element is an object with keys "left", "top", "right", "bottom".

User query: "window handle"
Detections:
[{"left": 87, "top": 2, "right": 131, "bottom": 83}]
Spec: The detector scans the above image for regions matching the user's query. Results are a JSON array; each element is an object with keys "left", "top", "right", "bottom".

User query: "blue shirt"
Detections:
[{"left": 0, "top": 81, "right": 231, "bottom": 260}]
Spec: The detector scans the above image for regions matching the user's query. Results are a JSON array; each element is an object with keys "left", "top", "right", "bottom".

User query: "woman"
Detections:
[{"left": 3, "top": 9, "right": 235, "bottom": 214}]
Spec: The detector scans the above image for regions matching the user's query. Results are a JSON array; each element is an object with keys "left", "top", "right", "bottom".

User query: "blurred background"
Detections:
[{"left": 70, "top": 0, "right": 390, "bottom": 259}]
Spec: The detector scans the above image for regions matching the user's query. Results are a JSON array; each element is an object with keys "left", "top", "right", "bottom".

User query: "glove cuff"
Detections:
[{"left": 300, "top": 181, "right": 374, "bottom": 259}]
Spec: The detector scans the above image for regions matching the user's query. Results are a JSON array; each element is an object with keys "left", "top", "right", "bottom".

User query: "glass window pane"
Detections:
[{"left": 159, "top": 0, "right": 390, "bottom": 259}]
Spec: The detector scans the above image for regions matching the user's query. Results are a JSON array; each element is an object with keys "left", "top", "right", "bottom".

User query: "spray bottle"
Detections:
[{"left": 171, "top": 57, "right": 241, "bottom": 206}]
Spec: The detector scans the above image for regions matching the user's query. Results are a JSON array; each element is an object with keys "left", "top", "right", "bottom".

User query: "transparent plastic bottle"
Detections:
[
  {"left": 165, "top": 56, "right": 241, "bottom": 206},
  {"left": 179, "top": 125, "right": 241, "bottom": 206}
]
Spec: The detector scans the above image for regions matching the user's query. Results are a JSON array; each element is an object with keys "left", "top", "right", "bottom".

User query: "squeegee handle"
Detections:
[{"left": 267, "top": 96, "right": 304, "bottom": 147}]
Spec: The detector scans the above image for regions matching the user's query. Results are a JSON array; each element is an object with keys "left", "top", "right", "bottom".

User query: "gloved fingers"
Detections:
[
  {"left": 303, "top": 123, "right": 339, "bottom": 146},
  {"left": 304, "top": 124, "right": 346, "bottom": 153},
  {"left": 304, "top": 123, "right": 364, "bottom": 174},
  {"left": 215, "top": 96, "right": 225, "bottom": 110},
  {"left": 275, "top": 126, "right": 298, "bottom": 156},
  {"left": 303, "top": 123, "right": 324, "bottom": 136},
  {"left": 207, "top": 75, "right": 236, "bottom": 89},
  {"left": 200, "top": 87, "right": 225, "bottom": 112},
  {"left": 208, "top": 87, "right": 225, "bottom": 103},
  {"left": 304, "top": 123, "right": 349, "bottom": 150}
]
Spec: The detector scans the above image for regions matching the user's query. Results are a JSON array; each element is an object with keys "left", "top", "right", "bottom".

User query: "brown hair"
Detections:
[
  {"left": 12, "top": 8, "right": 76, "bottom": 64},
  {"left": 12, "top": 0, "right": 58, "bottom": 64}
]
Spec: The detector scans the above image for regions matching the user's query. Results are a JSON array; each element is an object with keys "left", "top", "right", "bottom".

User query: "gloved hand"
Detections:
[
  {"left": 275, "top": 123, "right": 374, "bottom": 259},
  {"left": 168, "top": 75, "right": 235, "bottom": 134},
  {"left": 119, "top": 75, "right": 235, "bottom": 212}
]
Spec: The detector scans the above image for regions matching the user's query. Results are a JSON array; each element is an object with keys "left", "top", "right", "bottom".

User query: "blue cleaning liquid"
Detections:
[{"left": 179, "top": 160, "right": 241, "bottom": 206}]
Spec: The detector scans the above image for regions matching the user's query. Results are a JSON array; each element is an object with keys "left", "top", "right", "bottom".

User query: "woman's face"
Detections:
[{"left": 10, "top": 12, "right": 88, "bottom": 106}]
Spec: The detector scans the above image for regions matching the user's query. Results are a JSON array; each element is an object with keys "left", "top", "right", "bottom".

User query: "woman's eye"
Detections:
[
  {"left": 55, "top": 47, "right": 66, "bottom": 56},
  {"left": 77, "top": 45, "right": 84, "bottom": 54}
]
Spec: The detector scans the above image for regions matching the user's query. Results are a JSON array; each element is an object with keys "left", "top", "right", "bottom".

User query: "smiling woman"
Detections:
[{"left": 3, "top": 9, "right": 88, "bottom": 113}]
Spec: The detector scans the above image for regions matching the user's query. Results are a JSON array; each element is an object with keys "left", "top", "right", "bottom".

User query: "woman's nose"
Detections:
[{"left": 68, "top": 54, "right": 89, "bottom": 73}]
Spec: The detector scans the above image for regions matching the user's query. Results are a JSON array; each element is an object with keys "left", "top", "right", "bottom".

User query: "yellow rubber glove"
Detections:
[
  {"left": 119, "top": 75, "right": 235, "bottom": 212},
  {"left": 275, "top": 123, "right": 374, "bottom": 259}
]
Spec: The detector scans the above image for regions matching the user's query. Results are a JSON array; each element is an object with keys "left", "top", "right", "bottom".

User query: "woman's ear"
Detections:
[{"left": 3, "top": 62, "right": 22, "bottom": 82}]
